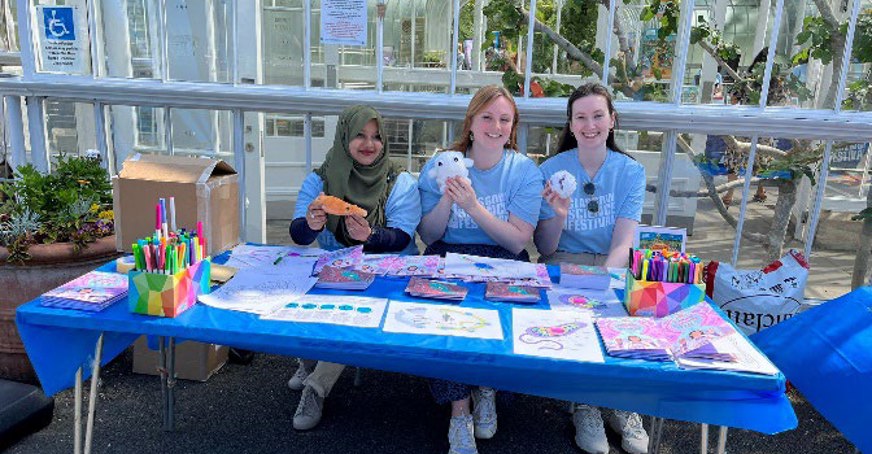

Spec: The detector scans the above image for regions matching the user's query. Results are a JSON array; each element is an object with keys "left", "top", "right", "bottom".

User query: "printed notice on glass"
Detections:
[
  {"left": 36, "top": 6, "right": 89, "bottom": 74},
  {"left": 320, "top": 0, "right": 367, "bottom": 46}
]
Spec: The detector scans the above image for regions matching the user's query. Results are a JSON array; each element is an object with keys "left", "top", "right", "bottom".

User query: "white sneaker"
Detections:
[
  {"left": 287, "top": 363, "right": 310, "bottom": 391},
  {"left": 448, "top": 414, "right": 478, "bottom": 454},
  {"left": 471, "top": 386, "right": 497, "bottom": 439},
  {"left": 572, "top": 404, "right": 609, "bottom": 454},
  {"left": 292, "top": 385, "right": 324, "bottom": 431},
  {"left": 607, "top": 410, "right": 649, "bottom": 454}
]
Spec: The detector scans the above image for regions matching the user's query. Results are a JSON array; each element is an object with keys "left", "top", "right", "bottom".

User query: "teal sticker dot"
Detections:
[
  {"left": 356, "top": 307, "right": 373, "bottom": 314},
  {"left": 321, "top": 304, "right": 335, "bottom": 310},
  {"left": 301, "top": 303, "right": 317, "bottom": 310},
  {"left": 286, "top": 302, "right": 299, "bottom": 308},
  {"left": 338, "top": 305, "right": 354, "bottom": 311}
]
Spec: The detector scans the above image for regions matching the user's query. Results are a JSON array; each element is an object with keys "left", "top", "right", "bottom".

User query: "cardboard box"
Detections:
[
  {"left": 132, "top": 336, "right": 228, "bottom": 382},
  {"left": 623, "top": 270, "right": 705, "bottom": 317},
  {"left": 128, "top": 259, "right": 211, "bottom": 317},
  {"left": 113, "top": 153, "right": 239, "bottom": 255}
]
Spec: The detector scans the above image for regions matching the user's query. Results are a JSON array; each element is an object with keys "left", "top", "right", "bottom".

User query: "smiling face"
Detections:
[
  {"left": 469, "top": 95, "right": 515, "bottom": 153},
  {"left": 569, "top": 94, "right": 616, "bottom": 152},
  {"left": 348, "top": 119, "right": 384, "bottom": 166}
]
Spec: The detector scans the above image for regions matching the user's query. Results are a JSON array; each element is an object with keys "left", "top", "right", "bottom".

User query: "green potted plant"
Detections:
[{"left": 0, "top": 154, "right": 119, "bottom": 383}]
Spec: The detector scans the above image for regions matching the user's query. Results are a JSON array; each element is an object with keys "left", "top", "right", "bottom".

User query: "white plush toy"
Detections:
[
  {"left": 549, "top": 170, "right": 577, "bottom": 199},
  {"left": 428, "top": 150, "right": 473, "bottom": 193}
]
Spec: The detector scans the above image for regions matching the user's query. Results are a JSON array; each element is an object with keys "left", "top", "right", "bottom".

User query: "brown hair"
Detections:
[
  {"left": 556, "top": 82, "right": 631, "bottom": 158},
  {"left": 451, "top": 85, "right": 519, "bottom": 153}
]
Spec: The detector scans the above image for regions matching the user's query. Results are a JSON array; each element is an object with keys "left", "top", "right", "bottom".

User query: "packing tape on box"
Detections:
[{"left": 116, "top": 256, "right": 137, "bottom": 274}]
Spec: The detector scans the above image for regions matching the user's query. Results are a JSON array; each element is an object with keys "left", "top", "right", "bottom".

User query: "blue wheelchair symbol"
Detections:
[{"left": 43, "top": 7, "right": 75, "bottom": 41}]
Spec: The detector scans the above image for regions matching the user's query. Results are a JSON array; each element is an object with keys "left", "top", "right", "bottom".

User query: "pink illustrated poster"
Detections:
[{"left": 313, "top": 245, "right": 364, "bottom": 274}]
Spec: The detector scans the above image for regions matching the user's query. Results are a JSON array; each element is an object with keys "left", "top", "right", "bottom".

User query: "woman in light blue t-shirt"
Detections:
[
  {"left": 535, "top": 83, "right": 650, "bottom": 454},
  {"left": 417, "top": 85, "right": 543, "bottom": 454}
]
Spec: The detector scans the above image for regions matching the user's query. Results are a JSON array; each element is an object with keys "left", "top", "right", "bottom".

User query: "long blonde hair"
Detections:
[{"left": 450, "top": 85, "right": 519, "bottom": 153}]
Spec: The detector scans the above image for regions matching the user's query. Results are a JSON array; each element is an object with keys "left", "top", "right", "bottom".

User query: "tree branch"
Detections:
[
  {"left": 697, "top": 40, "right": 744, "bottom": 82},
  {"left": 812, "top": 0, "right": 840, "bottom": 30}
]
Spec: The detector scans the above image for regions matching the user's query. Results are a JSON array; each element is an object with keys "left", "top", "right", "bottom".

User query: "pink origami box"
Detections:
[
  {"left": 623, "top": 269, "right": 705, "bottom": 317},
  {"left": 128, "top": 259, "right": 211, "bottom": 317}
]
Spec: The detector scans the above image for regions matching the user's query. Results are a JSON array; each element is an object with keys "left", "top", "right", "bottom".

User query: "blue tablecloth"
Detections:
[{"left": 16, "top": 256, "right": 797, "bottom": 435}]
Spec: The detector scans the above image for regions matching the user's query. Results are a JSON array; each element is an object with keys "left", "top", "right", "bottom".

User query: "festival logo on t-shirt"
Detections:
[
  {"left": 564, "top": 193, "right": 615, "bottom": 231},
  {"left": 449, "top": 193, "right": 508, "bottom": 229}
]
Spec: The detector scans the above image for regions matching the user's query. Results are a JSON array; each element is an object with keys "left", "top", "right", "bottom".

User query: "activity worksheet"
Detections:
[
  {"left": 262, "top": 295, "right": 387, "bottom": 328},
  {"left": 382, "top": 301, "right": 503, "bottom": 340},
  {"left": 198, "top": 268, "right": 317, "bottom": 314},
  {"left": 512, "top": 309, "right": 604, "bottom": 363},
  {"left": 546, "top": 287, "right": 627, "bottom": 318},
  {"left": 444, "top": 253, "right": 539, "bottom": 280}
]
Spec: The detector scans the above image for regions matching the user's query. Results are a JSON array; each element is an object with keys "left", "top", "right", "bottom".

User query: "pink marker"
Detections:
[
  {"left": 155, "top": 203, "right": 162, "bottom": 240},
  {"left": 196, "top": 221, "right": 204, "bottom": 254}
]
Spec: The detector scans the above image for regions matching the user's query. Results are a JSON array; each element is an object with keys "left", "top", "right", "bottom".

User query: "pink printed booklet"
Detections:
[{"left": 405, "top": 277, "right": 467, "bottom": 301}]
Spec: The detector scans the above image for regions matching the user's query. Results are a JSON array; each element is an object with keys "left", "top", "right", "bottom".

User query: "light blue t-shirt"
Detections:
[
  {"left": 419, "top": 149, "right": 544, "bottom": 246},
  {"left": 293, "top": 171, "right": 421, "bottom": 255},
  {"left": 539, "top": 149, "right": 646, "bottom": 255}
]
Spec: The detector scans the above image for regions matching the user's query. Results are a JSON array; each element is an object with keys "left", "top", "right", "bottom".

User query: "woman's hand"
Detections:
[
  {"left": 306, "top": 193, "right": 328, "bottom": 230},
  {"left": 346, "top": 214, "right": 372, "bottom": 242},
  {"left": 445, "top": 176, "right": 480, "bottom": 212},
  {"left": 542, "top": 182, "right": 571, "bottom": 219}
]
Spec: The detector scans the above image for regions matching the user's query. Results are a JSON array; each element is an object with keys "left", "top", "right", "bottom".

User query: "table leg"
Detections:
[
  {"left": 159, "top": 337, "right": 169, "bottom": 431},
  {"left": 167, "top": 337, "right": 176, "bottom": 431},
  {"left": 700, "top": 423, "right": 709, "bottom": 454},
  {"left": 84, "top": 333, "right": 104, "bottom": 454},
  {"left": 647, "top": 416, "right": 665, "bottom": 454},
  {"left": 74, "top": 367, "right": 82, "bottom": 454},
  {"left": 716, "top": 426, "right": 728, "bottom": 454}
]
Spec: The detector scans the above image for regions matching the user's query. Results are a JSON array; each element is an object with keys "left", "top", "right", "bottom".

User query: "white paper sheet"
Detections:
[
  {"left": 444, "top": 253, "right": 539, "bottom": 280},
  {"left": 261, "top": 295, "right": 387, "bottom": 328},
  {"left": 607, "top": 267, "right": 626, "bottom": 289},
  {"left": 676, "top": 333, "right": 780, "bottom": 375},
  {"left": 382, "top": 301, "right": 503, "bottom": 340},
  {"left": 224, "top": 244, "right": 325, "bottom": 270},
  {"left": 198, "top": 268, "right": 317, "bottom": 314},
  {"left": 546, "top": 287, "right": 627, "bottom": 318},
  {"left": 512, "top": 309, "right": 604, "bottom": 363}
]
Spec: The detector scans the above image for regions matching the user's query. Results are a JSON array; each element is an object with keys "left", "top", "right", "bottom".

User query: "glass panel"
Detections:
[
  {"left": 96, "top": 0, "right": 160, "bottom": 79},
  {"left": 164, "top": 0, "right": 233, "bottom": 83},
  {"left": 44, "top": 100, "right": 96, "bottom": 158},
  {"left": 382, "top": 0, "right": 453, "bottom": 93},
  {"left": 107, "top": 104, "right": 166, "bottom": 169},
  {"left": 32, "top": 0, "right": 92, "bottom": 75},
  {"left": 263, "top": 0, "right": 304, "bottom": 86},
  {"left": 843, "top": 1, "right": 872, "bottom": 112},
  {"left": 310, "top": 0, "right": 382, "bottom": 90},
  {"left": 809, "top": 140, "right": 871, "bottom": 296},
  {"left": 169, "top": 108, "right": 232, "bottom": 157},
  {"left": 0, "top": 0, "right": 19, "bottom": 52}
]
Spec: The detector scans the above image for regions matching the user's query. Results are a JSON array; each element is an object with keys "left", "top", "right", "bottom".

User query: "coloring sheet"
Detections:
[
  {"left": 261, "top": 295, "right": 387, "bottom": 328},
  {"left": 224, "top": 244, "right": 325, "bottom": 270},
  {"left": 198, "top": 268, "right": 317, "bottom": 314},
  {"left": 512, "top": 309, "right": 604, "bottom": 363},
  {"left": 607, "top": 268, "right": 626, "bottom": 289},
  {"left": 382, "top": 301, "right": 503, "bottom": 340},
  {"left": 355, "top": 254, "right": 443, "bottom": 277},
  {"left": 313, "top": 245, "right": 364, "bottom": 274},
  {"left": 547, "top": 287, "right": 627, "bottom": 318},
  {"left": 444, "top": 253, "right": 539, "bottom": 280}
]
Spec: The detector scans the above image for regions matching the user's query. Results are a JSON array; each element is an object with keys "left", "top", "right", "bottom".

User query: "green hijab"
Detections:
[{"left": 315, "top": 105, "right": 403, "bottom": 246}]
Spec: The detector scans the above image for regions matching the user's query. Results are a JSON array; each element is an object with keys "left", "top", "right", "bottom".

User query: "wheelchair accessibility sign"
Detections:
[
  {"left": 36, "top": 5, "right": 88, "bottom": 74},
  {"left": 43, "top": 7, "right": 76, "bottom": 41}
]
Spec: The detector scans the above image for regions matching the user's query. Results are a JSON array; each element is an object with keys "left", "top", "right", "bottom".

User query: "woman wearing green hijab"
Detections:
[{"left": 288, "top": 105, "right": 421, "bottom": 430}]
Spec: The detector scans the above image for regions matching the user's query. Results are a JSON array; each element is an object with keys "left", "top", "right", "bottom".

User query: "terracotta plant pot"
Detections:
[{"left": 0, "top": 235, "right": 120, "bottom": 383}]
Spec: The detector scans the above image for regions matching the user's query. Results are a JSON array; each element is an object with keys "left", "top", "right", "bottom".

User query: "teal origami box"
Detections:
[
  {"left": 623, "top": 270, "right": 705, "bottom": 317},
  {"left": 128, "top": 259, "right": 211, "bottom": 317}
]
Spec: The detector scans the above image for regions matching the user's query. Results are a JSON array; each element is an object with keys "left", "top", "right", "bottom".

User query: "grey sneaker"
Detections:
[
  {"left": 607, "top": 409, "right": 649, "bottom": 454},
  {"left": 448, "top": 414, "right": 478, "bottom": 454},
  {"left": 572, "top": 404, "right": 608, "bottom": 454},
  {"left": 471, "top": 386, "right": 497, "bottom": 439},
  {"left": 293, "top": 385, "right": 324, "bottom": 431},
  {"left": 287, "top": 363, "right": 310, "bottom": 391}
]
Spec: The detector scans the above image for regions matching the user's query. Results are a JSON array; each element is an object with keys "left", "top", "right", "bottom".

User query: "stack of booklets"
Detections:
[
  {"left": 560, "top": 263, "right": 610, "bottom": 290},
  {"left": 405, "top": 277, "right": 467, "bottom": 301},
  {"left": 485, "top": 282, "right": 541, "bottom": 304},
  {"left": 595, "top": 302, "right": 739, "bottom": 363},
  {"left": 40, "top": 270, "right": 128, "bottom": 312},
  {"left": 315, "top": 266, "right": 375, "bottom": 290}
]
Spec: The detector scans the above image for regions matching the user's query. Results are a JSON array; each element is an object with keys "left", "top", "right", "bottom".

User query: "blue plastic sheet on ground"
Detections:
[
  {"left": 16, "top": 254, "right": 797, "bottom": 434},
  {"left": 752, "top": 287, "right": 872, "bottom": 453}
]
